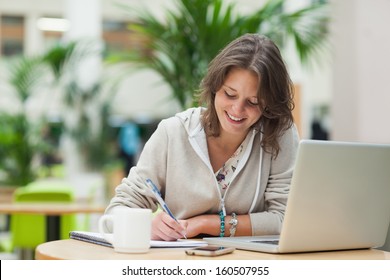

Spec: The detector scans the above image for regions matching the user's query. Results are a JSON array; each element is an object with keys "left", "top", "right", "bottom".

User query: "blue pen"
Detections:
[{"left": 146, "top": 179, "right": 187, "bottom": 239}]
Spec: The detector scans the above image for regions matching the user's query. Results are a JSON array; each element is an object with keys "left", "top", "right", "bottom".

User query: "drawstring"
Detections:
[
  {"left": 220, "top": 198, "right": 226, "bottom": 217},
  {"left": 218, "top": 129, "right": 262, "bottom": 215},
  {"left": 249, "top": 131, "right": 263, "bottom": 213}
]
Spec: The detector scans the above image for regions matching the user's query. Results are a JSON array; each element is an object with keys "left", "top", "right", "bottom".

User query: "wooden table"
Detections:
[
  {"left": 35, "top": 239, "right": 390, "bottom": 260},
  {"left": 0, "top": 203, "right": 106, "bottom": 241}
]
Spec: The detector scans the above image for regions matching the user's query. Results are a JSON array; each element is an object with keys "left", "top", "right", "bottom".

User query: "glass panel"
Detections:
[
  {"left": 1, "top": 15, "right": 25, "bottom": 56},
  {"left": 1, "top": 39, "right": 23, "bottom": 56}
]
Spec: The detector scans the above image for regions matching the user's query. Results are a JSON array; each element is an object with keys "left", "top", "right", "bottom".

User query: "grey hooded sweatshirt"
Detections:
[{"left": 105, "top": 107, "right": 300, "bottom": 235}]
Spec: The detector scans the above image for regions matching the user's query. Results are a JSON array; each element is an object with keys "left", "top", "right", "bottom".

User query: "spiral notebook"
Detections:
[{"left": 69, "top": 231, "right": 207, "bottom": 248}]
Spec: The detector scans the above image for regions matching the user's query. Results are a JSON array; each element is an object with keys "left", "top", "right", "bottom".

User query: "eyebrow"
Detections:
[
  {"left": 223, "top": 84, "right": 237, "bottom": 92},
  {"left": 223, "top": 84, "right": 259, "bottom": 101}
]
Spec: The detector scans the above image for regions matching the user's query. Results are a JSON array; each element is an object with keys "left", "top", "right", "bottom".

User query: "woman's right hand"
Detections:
[{"left": 151, "top": 212, "right": 188, "bottom": 241}]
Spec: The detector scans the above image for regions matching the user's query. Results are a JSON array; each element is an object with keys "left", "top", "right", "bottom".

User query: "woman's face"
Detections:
[{"left": 214, "top": 67, "right": 262, "bottom": 139}]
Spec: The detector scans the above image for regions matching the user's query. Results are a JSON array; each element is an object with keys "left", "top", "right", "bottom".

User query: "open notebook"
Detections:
[
  {"left": 69, "top": 231, "right": 207, "bottom": 248},
  {"left": 205, "top": 140, "right": 390, "bottom": 253}
]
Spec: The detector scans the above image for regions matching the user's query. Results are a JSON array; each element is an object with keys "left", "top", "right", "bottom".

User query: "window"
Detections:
[
  {"left": 102, "top": 19, "right": 148, "bottom": 54},
  {"left": 1, "top": 15, "right": 24, "bottom": 56}
]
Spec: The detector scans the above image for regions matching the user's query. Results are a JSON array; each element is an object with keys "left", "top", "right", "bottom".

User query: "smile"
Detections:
[{"left": 226, "top": 112, "right": 245, "bottom": 122}]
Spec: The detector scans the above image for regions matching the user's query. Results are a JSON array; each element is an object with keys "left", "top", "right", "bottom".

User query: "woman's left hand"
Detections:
[{"left": 184, "top": 214, "right": 220, "bottom": 237}]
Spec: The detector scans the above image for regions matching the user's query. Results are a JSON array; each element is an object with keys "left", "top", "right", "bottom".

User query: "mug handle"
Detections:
[{"left": 98, "top": 215, "right": 114, "bottom": 245}]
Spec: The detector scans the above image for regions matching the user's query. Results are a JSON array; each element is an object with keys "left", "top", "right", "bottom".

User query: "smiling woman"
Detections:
[
  {"left": 199, "top": 34, "right": 295, "bottom": 157},
  {"left": 207, "top": 68, "right": 262, "bottom": 172},
  {"left": 104, "top": 33, "right": 300, "bottom": 242}
]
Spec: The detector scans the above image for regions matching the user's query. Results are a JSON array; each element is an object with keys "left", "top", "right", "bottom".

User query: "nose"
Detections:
[{"left": 231, "top": 100, "right": 246, "bottom": 114}]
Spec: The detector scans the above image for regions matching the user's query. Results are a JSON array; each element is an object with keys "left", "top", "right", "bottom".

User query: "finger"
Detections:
[
  {"left": 152, "top": 227, "right": 177, "bottom": 241},
  {"left": 153, "top": 213, "right": 183, "bottom": 240},
  {"left": 178, "top": 220, "right": 188, "bottom": 238},
  {"left": 161, "top": 214, "right": 186, "bottom": 237}
]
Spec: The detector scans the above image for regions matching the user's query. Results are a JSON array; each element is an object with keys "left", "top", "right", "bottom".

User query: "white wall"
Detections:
[
  {"left": 110, "top": 68, "right": 182, "bottom": 120},
  {"left": 330, "top": 0, "right": 390, "bottom": 143},
  {"left": 283, "top": 0, "right": 332, "bottom": 139}
]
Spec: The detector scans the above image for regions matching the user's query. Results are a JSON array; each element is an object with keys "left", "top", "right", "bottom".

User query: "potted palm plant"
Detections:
[
  {"left": 0, "top": 41, "right": 119, "bottom": 193},
  {"left": 0, "top": 55, "right": 53, "bottom": 206},
  {"left": 112, "top": 0, "right": 329, "bottom": 109},
  {"left": 0, "top": 56, "right": 49, "bottom": 188},
  {"left": 41, "top": 40, "right": 120, "bottom": 172}
]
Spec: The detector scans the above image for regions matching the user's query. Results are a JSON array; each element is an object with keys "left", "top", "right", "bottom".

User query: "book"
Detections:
[{"left": 69, "top": 231, "right": 208, "bottom": 248}]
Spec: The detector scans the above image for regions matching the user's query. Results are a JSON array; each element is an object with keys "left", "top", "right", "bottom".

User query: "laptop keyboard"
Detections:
[{"left": 250, "top": 240, "right": 279, "bottom": 245}]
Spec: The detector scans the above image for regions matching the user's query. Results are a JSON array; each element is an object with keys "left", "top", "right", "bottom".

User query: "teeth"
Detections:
[{"left": 227, "top": 113, "right": 243, "bottom": 121}]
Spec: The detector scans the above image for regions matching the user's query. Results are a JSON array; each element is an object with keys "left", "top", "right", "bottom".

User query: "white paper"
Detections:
[{"left": 69, "top": 231, "right": 208, "bottom": 248}]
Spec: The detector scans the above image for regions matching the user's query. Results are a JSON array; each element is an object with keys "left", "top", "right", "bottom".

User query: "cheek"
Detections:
[
  {"left": 214, "top": 93, "right": 228, "bottom": 108},
  {"left": 251, "top": 109, "right": 262, "bottom": 122}
]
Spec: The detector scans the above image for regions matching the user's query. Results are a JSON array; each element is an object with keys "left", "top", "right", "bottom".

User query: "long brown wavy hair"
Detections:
[{"left": 198, "top": 33, "right": 295, "bottom": 157}]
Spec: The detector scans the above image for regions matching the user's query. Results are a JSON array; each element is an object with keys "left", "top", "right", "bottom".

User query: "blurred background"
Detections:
[{"left": 0, "top": 0, "right": 389, "bottom": 259}]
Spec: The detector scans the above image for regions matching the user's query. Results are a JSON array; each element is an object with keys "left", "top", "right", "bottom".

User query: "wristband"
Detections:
[{"left": 229, "top": 213, "right": 238, "bottom": 237}]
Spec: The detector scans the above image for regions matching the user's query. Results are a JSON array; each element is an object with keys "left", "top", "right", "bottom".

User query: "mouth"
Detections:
[{"left": 226, "top": 111, "right": 245, "bottom": 123}]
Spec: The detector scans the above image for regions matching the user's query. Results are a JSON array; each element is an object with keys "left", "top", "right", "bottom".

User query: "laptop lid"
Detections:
[{"left": 205, "top": 140, "right": 390, "bottom": 253}]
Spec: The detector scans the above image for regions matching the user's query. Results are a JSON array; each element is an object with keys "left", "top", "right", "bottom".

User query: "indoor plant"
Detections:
[
  {"left": 0, "top": 56, "right": 49, "bottom": 187},
  {"left": 112, "top": 0, "right": 329, "bottom": 109},
  {"left": 0, "top": 41, "right": 119, "bottom": 189}
]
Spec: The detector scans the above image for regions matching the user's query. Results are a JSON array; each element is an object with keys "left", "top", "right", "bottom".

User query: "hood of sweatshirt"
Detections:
[{"left": 174, "top": 107, "right": 205, "bottom": 136}]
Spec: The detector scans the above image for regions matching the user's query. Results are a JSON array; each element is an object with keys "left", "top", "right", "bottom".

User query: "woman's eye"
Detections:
[
  {"left": 248, "top": 98, "right": 259, "bottom": 106},
  {"left": 224, "top": 91, "right": 235, "bottom": 98}
]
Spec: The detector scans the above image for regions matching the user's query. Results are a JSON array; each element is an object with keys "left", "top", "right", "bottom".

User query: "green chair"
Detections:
[{"left": 10, "top": 180, "right": 77, "bottom": 253}]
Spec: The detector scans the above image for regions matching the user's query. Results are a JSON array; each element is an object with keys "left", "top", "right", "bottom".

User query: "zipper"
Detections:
[{"left": 188, "top": 125, "right": 259, "bottom": 215}]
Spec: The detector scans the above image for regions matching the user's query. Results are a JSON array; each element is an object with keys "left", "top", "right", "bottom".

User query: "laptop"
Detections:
[{"left": 204, "top": 140, "right": 390, "bottom": 253}]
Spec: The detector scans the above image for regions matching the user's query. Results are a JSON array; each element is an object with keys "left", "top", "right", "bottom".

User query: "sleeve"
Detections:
[
  {"left": 249, "top": 124, "right": 300, "bottom": 235},
  {"left": 104, "top": 119, "right": 171, "bottom": 215}
]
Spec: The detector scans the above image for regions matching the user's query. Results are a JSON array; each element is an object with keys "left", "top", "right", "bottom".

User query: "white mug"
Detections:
[{"left": 99, "top": 207, "right": 152, "bottom": 253}]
